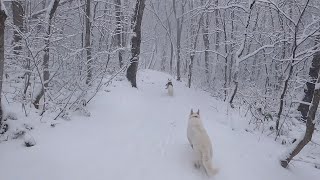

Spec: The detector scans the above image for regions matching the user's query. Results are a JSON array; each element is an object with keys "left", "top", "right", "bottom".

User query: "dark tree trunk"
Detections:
[
  {"left": 202, "top": 13, "right": 210, "bottom": 83},
  {"left": 126, "top": 0, "right": 146, "bottom": 88},
  {"left": 165, "top": 9, "right": 173, "bottom": 73},
  {"left": 11, "top": 0, "right": 30, "bottom": 113},
  {"left": 229, "top": 81, "right": 238, "bottom": 108},
  {"left": 114, "top": 0, "right": 124, "bottom": 68},
  {"left": 176, "top": 26, "right": 181, "bottom": 81},
  {"left": 229, "top": 1, "right": 256, "bottom": 107},
  {"left": 297, "top": 35, "right": 320, "bottom": 122},
  {"left": 276, "top": 0, "right": 310, "bottom": 131},
  {"left": 280, "top": 69, "right": 320, "bottom": 168},
  {"left": 228, "top": 9, "right": 236, "bottom": 107},
  {"left": 85, "top": 0, "right": 92, "bottom": 85},
  {"left": 0, "top": 3, "right": 7, "bottom": 129},
  {"left": 173, "top": 0, "right": 184, "bottom": 81},
  {"left": 187, "top": 54, "right": 194, "bottom": 88},
  {"left": 228, "top": 10, "right": 235, "bottom": 86},
  {"left": 221, "top": 10, "right": 228, "bottom": 101},
  {"left": 33, "top": 0, "right": 60, "bottom": 110},
  {"left": 275, "top": 63, "right": 293, "bottom": 131},
  {"left": 188, "top": 11, "right": 202, "bottom": 88},
  {"left": 11, "top": 0, "right": 24, "bottom": 55},
  {"left": 214, "top": 0, "right": 219, "bottom": 85},
  {"left": 170, "top": 42, "right": 173, "bottom": 73}
]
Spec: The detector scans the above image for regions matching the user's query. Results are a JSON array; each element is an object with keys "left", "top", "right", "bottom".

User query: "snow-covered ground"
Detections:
[{"left": 0, "top": 69, "right": 319, "bottom": 180}]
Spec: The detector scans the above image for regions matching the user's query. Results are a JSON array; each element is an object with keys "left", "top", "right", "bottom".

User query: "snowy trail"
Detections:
[{"left": 0, "top": 70, "right": 319, "bottom": 180}]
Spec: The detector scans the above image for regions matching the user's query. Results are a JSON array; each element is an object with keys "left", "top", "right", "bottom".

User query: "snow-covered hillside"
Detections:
[{"left": 0, "top": 70, "right": 319, "bottom": 180}]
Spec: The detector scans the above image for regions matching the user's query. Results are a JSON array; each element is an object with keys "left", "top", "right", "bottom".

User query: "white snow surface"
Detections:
[{"left": 0, "top": 69, "right": 319, "bottom": 180}]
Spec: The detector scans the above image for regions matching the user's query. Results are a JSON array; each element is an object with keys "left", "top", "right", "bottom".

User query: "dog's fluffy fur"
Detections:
[
  {"left": 165, "top": 79, "right": 173, "bottom": 96},
  {"left": 187, "top": 109, "right": 218, "bottom": 176}
]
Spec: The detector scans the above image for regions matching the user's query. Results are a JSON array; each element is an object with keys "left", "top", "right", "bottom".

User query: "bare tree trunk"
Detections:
[
  {"left": 276, "top": 0, "right": 310, "bottom": 132},
  {"left": 229, "top": 1, "right": 255, "bottom": 107},
  {"left": 0, "top": 2, "right": 7, "bottom": 128},
  {"left": 11, "top": 0, "right": 24, "bottom": 55},
  {"left": 298, "top": 35, "right": 320, "bottom": 122},
  {"left": 98, "top": 2, "right": 110, "bottom": 52},
  {"left": 280, "top": 56, "right": 320, "bottom": 168},
  {"left": 33, "top": 0, "right": 60, "bottom": 110},
  {"left": 170, "top": 41, "right": 173, "bottom": 73},
  {"left": 276, "top": 13, "right": 286, "bottom": 91},
  {"left": 188, "top": 12, "right": 202, "bottom": 88},
  {"left": 228, "top": 9, "right": 235, "bottom": 86},
  {"left": 214, "top": 0, "right": 219, "bottom": 85},
  {"left": 202, "top": 12, "right": 210, "bottom": 83},
  {"left": 160, "top": 44, "right": 166, "bottom": 71},
  {"left": 114, "top": 0, "right": 124, "bottom": 68},
  {"left": 11, "top": 0, "right": 30, "bottom": 108},
  {"left": 221, "top": 10, "right": 228, "bottom": 101},
  {"left": 228, "top": 8, "right": 236, "bottom": 105},
  {"left": 173, "top": 0, "right": 184, "bottom": 81},
  {"left": 275, "top": 62, "right": 293, "bottom": 131},
  {"left": 165, "top": 4, "right": 173, "bottom": 73},
  {"left": 176, "top": 22, "right": 182, "bottom": 81},
  {"left": 126, "top": 0, "right": 146, "bottom": 88},
  {"left": 85, "top": 0, "right": 92, "bottom": 85}
]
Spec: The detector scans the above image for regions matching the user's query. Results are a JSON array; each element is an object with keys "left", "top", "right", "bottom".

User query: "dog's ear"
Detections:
[
  {"left": 191, "top": 109, "right": 193, "bottom": 114},
  {"left": 197, "top": 109, "right": 200, "bottom": 115}
]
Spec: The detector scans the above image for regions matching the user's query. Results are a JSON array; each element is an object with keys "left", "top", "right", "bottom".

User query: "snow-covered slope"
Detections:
[{"left": 0, "top": 69, "right": 319, "bottom": 180}]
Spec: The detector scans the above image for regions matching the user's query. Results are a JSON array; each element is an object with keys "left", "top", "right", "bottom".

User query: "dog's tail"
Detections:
[{"left": 201, "top": 151, "right": 219, "bottom": 176}]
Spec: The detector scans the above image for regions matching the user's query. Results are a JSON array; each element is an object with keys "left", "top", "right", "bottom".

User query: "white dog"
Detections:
[
  {"left": 187, "top": 109, "right": 218, "bottom": 176},
  {"left": 165, "top": 79, "right": 173, "bottom": 96}
]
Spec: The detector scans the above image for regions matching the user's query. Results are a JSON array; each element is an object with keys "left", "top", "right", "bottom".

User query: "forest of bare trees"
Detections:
[{"left": 0, "top": 0, "right": 320, "bottom": 169}]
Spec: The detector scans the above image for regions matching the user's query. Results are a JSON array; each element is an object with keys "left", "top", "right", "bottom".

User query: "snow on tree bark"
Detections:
[
  {"left": 188, "top": 7, "right": 203, "bottom": 88},
  {"left": 202, "top": 10, "right": 210, "bottom": 84},
  {"left": 229, "top": 0, "right": 256, "bottom": 107},
  {"left": 85, "top": 0, "right": 92, "bottom": 85},
  {"left": 0, "top": 0, "right": 7, "bottom": 130},
  {"left": 275, "top": 0, "right": 310, "bottom": 132},
  {"left": 126, "top": 0, "right": 146, "bottom": 88},
  {"left": 172, "top": 0, "right": 185, "bottom": 81},
  {"left": 11, "top": 0, "right": 24, "bottom": 55},
  {"left": 114, "top": 0, "right": 124, "bottom": 68},
  {"left": 297, "top": 35, "right": 320, "bottom": 122},
  {"left": 280, "top": 64, "right": 320, "bottom": 168},
  {"left": 33, "top": 0, "right": 60, "bottom": 110}
]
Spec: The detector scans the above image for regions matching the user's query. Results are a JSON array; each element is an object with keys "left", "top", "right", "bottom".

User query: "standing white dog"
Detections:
[
  {"left": 165, "top": 79, "right": 173, "bottom": 96},
  {"left": 187, "top": 109, "right": 218, "bottom": 176}
]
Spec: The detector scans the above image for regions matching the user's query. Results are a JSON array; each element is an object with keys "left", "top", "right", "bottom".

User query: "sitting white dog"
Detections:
[
  {"left": 187, "top": 109, "right": 218, "bottom": 176},
  {"left": 165, "top": 79, "right": 173, "bottom": 96}
]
